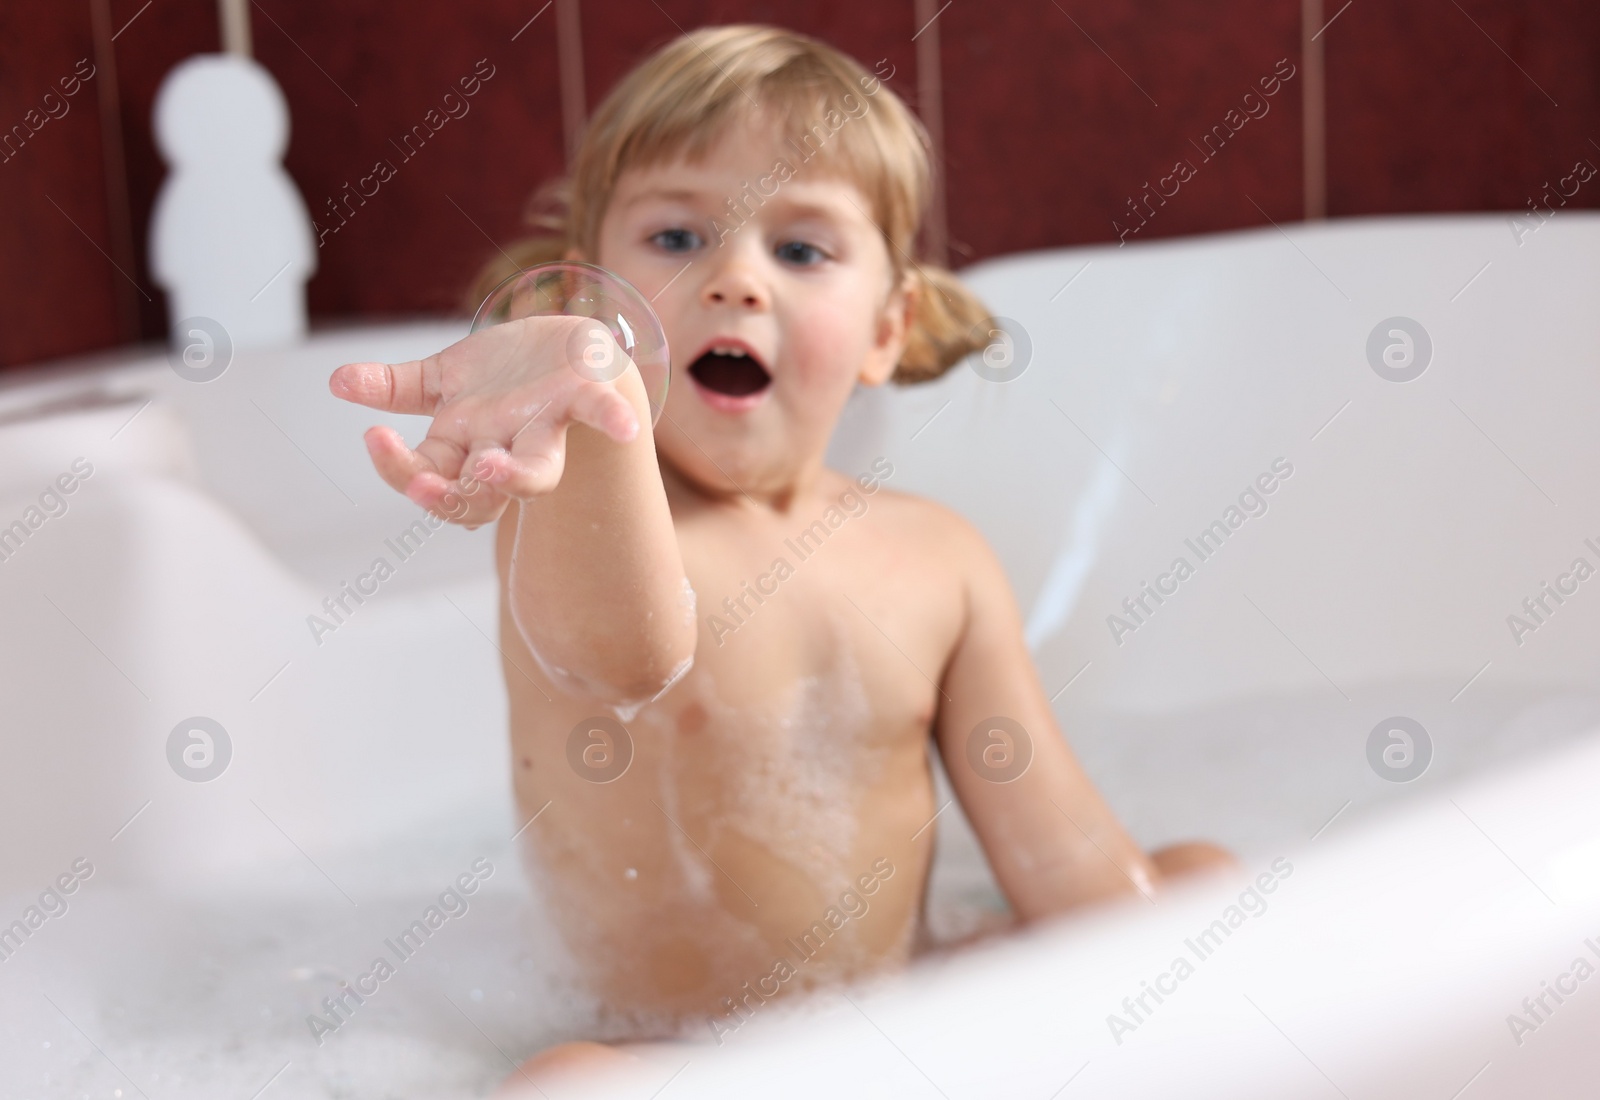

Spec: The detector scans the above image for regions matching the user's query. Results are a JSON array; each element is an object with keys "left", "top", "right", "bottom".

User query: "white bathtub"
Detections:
[{"left": 1, "top": 212, "right": 1597, "bottom": 1098}]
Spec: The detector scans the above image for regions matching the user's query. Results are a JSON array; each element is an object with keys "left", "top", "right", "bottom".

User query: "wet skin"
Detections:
[{"left": 332, "top": 112, "right": 1180, "bottom": 1044}]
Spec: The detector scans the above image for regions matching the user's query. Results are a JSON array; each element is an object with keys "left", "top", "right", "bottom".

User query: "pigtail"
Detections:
[{"left": 893, "top": 264, "right": 997, "bottom": 384}]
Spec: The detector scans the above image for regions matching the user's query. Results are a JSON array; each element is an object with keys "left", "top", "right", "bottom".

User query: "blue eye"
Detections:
[
  {"left": 775, "top": 240, "right": 826, "bottom": 265},
  {"left": 651, "top": 227, "right": 703, "bottom": 253}
]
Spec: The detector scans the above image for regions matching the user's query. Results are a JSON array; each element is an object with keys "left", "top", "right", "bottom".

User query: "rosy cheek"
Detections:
[
  {"left": 780, "top": 321, "right": 826, "bottom": 372},
  {"left": 787, "top": 302, "right": 874, "bottom": 382}
]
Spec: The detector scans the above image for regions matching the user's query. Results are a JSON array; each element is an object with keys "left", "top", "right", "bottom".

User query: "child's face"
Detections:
[{"left": 589, "top": 112, "right": 914, "bottom": 501}]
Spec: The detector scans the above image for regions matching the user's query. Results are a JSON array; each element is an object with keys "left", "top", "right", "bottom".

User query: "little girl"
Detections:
[{"left": 329, "top": 24, "right": 1231, "bottom": 1091}]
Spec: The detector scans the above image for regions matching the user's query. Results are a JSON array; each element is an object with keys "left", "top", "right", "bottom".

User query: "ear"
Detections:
[{"left": 859, "top": 270, "right": 917, "bottom": 388}]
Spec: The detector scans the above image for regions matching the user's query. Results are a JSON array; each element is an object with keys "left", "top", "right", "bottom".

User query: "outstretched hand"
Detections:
[{"left": 328, "top": 315, "right": 642, "bottom": 529}]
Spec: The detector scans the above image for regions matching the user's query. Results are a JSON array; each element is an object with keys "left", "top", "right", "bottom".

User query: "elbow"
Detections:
[
  {"left": 593, "top": 632, "right": 697, "bottom": 708},
  {"left": 515, "top": 609, "right": 697, "bottom": 709},
  {"left": 624, "top": 643, "right": 697, "bottom": 706}
]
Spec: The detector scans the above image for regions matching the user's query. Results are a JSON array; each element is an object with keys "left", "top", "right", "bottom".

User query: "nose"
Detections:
[{"left": 700, "top": 251, "right": 770, "bottom": 311}]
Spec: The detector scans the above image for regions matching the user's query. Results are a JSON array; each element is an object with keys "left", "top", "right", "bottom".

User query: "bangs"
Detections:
[
  {"left": 572, "top": 27, "right": 930, "bottom": 270},
  {"left": 472, "top": 25, "right": 995, "bottom": 385}
]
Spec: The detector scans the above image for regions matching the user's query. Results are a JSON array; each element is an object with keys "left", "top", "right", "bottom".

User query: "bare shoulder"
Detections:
[{"left": 853, "top": 479, "right": 1003, "bottom": 587}]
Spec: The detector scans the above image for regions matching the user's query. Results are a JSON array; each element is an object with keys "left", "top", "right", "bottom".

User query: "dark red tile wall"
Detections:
[
  {"left": 247, "top": 0, "right": 567, "bottom": 317},
  {"left": 0, "top": 3, "right": 120, "bottom": 366},
  {"left": 1325, "top": 0, "right": 1600, "bottom": 216},
  {"left": 2, "top": 0, "right": 1597, "bottom": 370},
  {"left": 940, "top": 0, "right": 1303, "bottom": 261}
]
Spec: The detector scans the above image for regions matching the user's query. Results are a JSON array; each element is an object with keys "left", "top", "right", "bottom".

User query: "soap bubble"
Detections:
[{"left": 470, "top": 262, "right": 671, "bottom": 425}]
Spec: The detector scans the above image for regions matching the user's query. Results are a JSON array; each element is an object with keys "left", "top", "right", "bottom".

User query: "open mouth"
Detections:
[{"left": 688, "top": 348, "right": 772, "bottom": 398}]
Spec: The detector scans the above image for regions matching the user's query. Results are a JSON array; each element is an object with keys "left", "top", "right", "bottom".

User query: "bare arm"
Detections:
[
  {"left": 501, "top": 363, "right": 693, "bottom": 703},
  {"left": 932, "top": 513, "right": 1158, "bottom": 922},
  {"left": 330, "top": 316, "right": 694, "bottom": 703}
]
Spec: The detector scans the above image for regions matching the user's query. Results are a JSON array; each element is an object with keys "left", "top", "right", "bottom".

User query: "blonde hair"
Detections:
[{"left": 465, "top": 24, "right": 994, "bottom": 384}]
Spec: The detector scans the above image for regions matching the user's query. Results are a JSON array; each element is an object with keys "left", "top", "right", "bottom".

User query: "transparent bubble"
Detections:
[{"left": 470, "top": 261, "right": 671, "bottom": 425}]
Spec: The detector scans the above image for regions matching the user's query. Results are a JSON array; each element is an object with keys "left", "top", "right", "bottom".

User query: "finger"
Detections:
[
  {"left": 443, "top": 441, "right": 518, "bottom": 526},
  {"left": 366, "top": 427, "right": 495, "bottom": 525},
  {"left": 469, "top": 447, "right": 557, "bottom": 501},
  {"left": 364, "top": 424, "right": 447, "bottom": 497},
  {"left": 563, "top": 380, "right": 640, "bottom": 444},
  {"left": 400, "top": 467, "right": 458, "bottom": 514},
  {"left": 413, "top": 431, "right": 470, "bottom": 485},
  {"left": 419, "top": 469, "right": 509, "bottom": 529},
  {"left": 405, "top": 433, "right": 503, "bottom": 524},
  {"left": 329, "top": 353, "right": 444, "bottom": 415},
  {"left": 492, "top": 420, "right": 570, "bottom": 499},
  {"left": 462, "top": 439, "right": 510, "bottom": 488}
]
